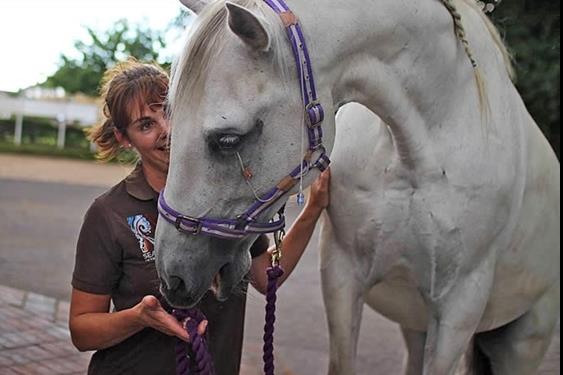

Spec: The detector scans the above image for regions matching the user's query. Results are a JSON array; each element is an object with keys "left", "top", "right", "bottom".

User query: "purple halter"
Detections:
[{"left": 158, "top": 0, "right": 329, "bottom": 239}]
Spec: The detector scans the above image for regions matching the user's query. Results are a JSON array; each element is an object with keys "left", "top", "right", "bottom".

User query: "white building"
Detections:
[{"left": 0, "top": 90, "right": 101, "bottom": 148}]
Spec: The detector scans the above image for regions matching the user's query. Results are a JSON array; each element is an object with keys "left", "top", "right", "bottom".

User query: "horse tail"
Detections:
[{"left": 468, "top": 335, "right": 494, "bottom": 375}]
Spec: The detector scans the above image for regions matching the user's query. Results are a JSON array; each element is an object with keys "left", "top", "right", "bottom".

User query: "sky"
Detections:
[{"left": 0, "top": 0, "right": 189, "bottom": 93}]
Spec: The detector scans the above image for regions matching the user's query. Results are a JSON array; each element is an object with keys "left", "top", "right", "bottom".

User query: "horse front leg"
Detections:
[
  {"left": 321, "top": 242, "right": 365, "bottom": 375},
  {"left": 401, "top": 327, "right": 426, "bottom": 375},
  {"left": 422, "top": 258, "right": 495, "bottom": 375},
  {"left": 478, "top": 281, "right": 560, "bottom": 375}
]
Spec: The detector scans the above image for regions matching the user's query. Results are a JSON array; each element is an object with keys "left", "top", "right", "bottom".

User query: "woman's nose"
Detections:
[{"left": 158, "top": 119, "right": 170, "bottom": 134}]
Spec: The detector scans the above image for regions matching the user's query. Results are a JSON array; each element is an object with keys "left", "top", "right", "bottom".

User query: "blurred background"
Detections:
[
  {"left": 0, "top": 0, "right": 192, "bottom": 159},
  {"left": 0, "top": 0, "right": 560, "bottom": 374}
]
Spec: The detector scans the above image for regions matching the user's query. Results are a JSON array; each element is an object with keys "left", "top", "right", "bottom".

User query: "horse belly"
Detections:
[
  {"left": 478, "top": 123, "right": 560, "bottom": 332},
  {"left": 478, "top": 208, "right": 560, "bottom": 331}
]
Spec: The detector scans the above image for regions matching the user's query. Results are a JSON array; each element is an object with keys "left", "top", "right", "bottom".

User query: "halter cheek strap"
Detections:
[{"left": 158, "top": 0, "right": 330, "bottom": 240}]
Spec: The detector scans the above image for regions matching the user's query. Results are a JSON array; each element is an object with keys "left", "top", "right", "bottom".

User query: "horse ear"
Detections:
[
  {"left": 226, "top": 2, "right": 270, "bottom": 51},
  {"left": 179, "top": 0, "right": 210, "bottom": 14}
]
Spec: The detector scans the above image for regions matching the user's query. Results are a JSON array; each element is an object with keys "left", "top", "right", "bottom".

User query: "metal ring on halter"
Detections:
[{"left": 305, "top": 100, "right": 320, "bottom": 110}]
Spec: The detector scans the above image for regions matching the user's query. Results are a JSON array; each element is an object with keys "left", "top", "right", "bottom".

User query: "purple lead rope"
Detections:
[
  {"left": 263, "top": 265, "right": 285, "bottom": 375},
  {"left": 173, "top": 309, "right": 215, "bottom": 375},
  {"left": 173, "top": 267, "right": 283, "bottom": 375}
]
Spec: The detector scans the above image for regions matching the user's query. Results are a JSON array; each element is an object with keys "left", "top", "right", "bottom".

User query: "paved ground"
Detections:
[
  {"left": 0, "top": 154, "right": 559, "bottom": 374},
  {"left": 0, "top": 285, "right": 90, "bottom": 374}
]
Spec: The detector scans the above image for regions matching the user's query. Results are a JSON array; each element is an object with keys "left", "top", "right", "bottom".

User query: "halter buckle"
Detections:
[
  {"left": 175, "top": 215, "right": 203, "bottom": 235},
  {"left": 306, "top": 102, "right": 324, "bottom": 128},
  {"left": 235, "top": 214, "right": 252, "bottom": 231}
]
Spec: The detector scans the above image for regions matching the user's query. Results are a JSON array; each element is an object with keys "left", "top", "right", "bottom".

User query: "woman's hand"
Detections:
[
  {"left": 306, "top": 168, "right": 331, "bottom": 213},
  {"left": 134, "top": 295, "right": 207, "bottom": 342}
]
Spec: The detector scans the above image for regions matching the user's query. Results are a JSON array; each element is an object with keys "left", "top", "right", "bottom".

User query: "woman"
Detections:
[{"left": 69, "top": 60, "right": 330, "bottom": 375}]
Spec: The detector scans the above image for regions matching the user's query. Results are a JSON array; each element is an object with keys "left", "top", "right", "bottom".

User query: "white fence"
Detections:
[{"left": 0, "top": 92, "right": 100, "bottom": 149}]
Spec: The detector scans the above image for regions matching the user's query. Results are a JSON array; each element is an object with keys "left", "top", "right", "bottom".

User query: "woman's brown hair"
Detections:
[{"left": 87, "top": 59, "right": 169, "bottom": 161}]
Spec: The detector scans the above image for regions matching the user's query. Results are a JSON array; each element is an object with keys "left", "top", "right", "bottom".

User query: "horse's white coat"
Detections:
[
  {"left": 158, "top": 1, "right": 560, "bottom": 374},
  {"left": 326, "top": 103, "right": 559, "bottom": 374}
]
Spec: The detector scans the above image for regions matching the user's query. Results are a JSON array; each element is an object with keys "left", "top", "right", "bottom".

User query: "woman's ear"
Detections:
[{"left": 113, "top": 128, "right": 131, "bottom": 148}]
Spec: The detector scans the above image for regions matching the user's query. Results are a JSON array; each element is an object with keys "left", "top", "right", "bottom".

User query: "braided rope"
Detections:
[
  {"left": 441, "top": 0, "right": 490, "bottom": 113},
  {"left": 173, "top": 309, "right": 216, "bottom": 375},
  {"left": 440, "top": 0, "right": 478, "bottom": 68},
  {"left": 263, "top": 265, "right": 284, "bottom": 375}
]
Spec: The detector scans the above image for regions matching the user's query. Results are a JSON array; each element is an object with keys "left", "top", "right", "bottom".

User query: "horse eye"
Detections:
[{"left": 217, "top": 134, "right": 241, "bottom": 150}]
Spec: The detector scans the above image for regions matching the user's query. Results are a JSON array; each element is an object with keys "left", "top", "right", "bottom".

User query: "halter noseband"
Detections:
[{"left": 158, "top": 0, "right": 330, "bottom": 240}]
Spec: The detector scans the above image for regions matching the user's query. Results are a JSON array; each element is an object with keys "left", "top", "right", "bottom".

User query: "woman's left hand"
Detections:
[{"left": 135, "top": 296, "right": 207, "bottom": 342}]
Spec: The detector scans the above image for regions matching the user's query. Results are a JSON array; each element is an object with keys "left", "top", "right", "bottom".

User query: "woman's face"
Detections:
[{"left": 123, "top": 102, "right": 170, "bottom": 176}]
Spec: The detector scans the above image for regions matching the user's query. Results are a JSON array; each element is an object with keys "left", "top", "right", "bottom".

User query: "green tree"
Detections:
[
  {"left": 491, "top": 0, "right": 560, "bottom": 157},
  {"left": 169, "top": 9, "right": 193, "bottom": 30},
  {"left": 43, "top": 19, "right": 166, "bottom": 97}
]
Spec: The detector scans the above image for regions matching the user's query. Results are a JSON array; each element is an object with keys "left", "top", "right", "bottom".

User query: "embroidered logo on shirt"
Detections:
[{"left": 127, "top": 214, "right": 156, "bottom": 262}]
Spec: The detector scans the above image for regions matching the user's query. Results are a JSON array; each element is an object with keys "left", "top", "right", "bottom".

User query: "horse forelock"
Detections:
[{"left": 169, "top": 0, "right": 291, "bottom": 124}]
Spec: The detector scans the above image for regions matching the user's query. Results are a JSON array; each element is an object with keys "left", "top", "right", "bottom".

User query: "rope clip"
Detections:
[{"left": 272, "top": 229, "right": 285, "bottom": 267}]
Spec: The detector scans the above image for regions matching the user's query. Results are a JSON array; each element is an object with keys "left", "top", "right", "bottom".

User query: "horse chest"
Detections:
[
  {"left": 364, "top": 263, "right": 430, "bottom": 331},
  {"left": 360, "top": 185, "right": 465, "bottom": 293}
]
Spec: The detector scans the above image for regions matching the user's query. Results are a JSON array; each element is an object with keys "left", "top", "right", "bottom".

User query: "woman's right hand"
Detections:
[
  {"left": 134, "top": 295, "right": 207, "bottom": 342},
  {"left": 307, "top": 168, "right": 331, "bottom": 212}
]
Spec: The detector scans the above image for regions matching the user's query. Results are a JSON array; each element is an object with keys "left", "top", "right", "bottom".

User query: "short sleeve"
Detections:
[
  {"left": 72, "top": 200, "right": 122, "bottom": 295},
  {"left": 249, "top": 235, "right": 270, "bottom": 258}
]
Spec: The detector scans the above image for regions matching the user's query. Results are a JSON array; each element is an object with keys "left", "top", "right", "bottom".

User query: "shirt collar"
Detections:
[{"left": 125, "top": 163, "right": 159, "bottom": 201}]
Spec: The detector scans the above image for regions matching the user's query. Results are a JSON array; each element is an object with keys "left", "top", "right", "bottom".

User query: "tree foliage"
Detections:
[
  {"left": 491, "top": 0, "right": 560, "bottom": 157},
  {"left": 43, "top": 20, "right": 166, "bottom": 97}
]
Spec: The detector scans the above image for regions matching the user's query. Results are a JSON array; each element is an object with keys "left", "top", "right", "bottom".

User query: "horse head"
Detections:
[{"left": 155, "top": 0, "right": 336, "bottom": 307}]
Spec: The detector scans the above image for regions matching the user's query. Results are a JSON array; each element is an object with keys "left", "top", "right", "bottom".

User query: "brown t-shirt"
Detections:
[{"left": 72, "top": 163, "right": 269, "bottom": 375}]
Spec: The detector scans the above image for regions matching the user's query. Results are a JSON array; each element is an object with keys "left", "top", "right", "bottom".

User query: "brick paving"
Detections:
[
  {"left": 0, "top": 285, "right": 90, "bottom": 374},
  {"left": 0, "top": 283, "right": 293, "bottom": 375}
]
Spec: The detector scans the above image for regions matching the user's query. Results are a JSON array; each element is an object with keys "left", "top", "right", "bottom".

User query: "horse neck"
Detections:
[{"left": 293, "top": 0, "right": 488, "bottom": 173}]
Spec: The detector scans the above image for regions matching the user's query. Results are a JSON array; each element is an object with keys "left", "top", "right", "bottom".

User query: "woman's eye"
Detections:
[
  {"left": 140, "top": 121, "right": 154, "bottom": 131},
  {"left": 217, "top": 135, "right": 241, "bottom": 149}
]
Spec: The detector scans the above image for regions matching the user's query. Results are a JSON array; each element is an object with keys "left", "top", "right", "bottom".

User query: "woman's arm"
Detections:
[
  {"left": 69, "top": 289, "right": 204, "bottom": 352},
  {"left": 250, "top": 169, "right": 331, "bottom": 294}
]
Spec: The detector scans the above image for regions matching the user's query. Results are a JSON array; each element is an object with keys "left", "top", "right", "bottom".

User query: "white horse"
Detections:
[{"left": 155, "top": 0, "right": 560, "bottom": 374}]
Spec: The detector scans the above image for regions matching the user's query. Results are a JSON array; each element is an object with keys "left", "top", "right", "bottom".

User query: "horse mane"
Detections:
[
  {"left": 440, "top": 0, "right": 515, "bottom": 112},
  {"left": 460, "top": 0, "right": 515, "bottom": 80},
  {"left": 169, "top": 0, "right": 290, "bottom": 121}
]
